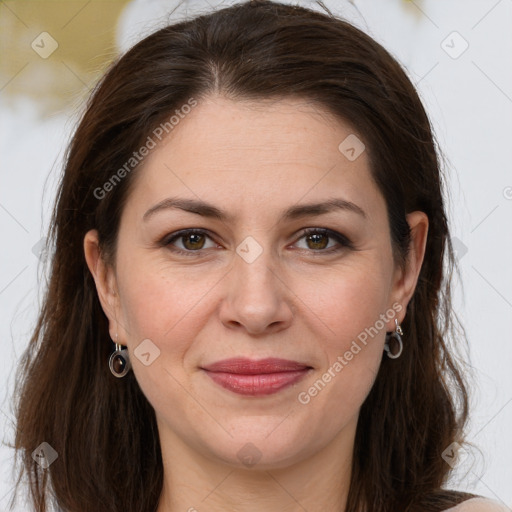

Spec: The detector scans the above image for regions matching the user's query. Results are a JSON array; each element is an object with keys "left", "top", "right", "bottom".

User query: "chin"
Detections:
[{"left": 195, "top": 423, "right": 320, "bottom": 471}]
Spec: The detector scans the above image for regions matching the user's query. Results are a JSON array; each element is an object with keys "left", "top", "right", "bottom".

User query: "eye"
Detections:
[
  {"left": 162, "top": 229, "right": 219, "bottom": 255},
  {"left": 160, "top": 227, "right": 353, "bottom": 257},
  {"left": 293, "top": 228, "right": 353, "bottom": 254}
]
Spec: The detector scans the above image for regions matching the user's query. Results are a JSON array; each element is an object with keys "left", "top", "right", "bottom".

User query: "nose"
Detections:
[{"left": 218, "top": 239, "right": 293, "bottom": 336}]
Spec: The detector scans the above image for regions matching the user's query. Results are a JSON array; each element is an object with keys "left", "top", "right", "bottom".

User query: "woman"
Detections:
[{"left": 12, "top": 1, "right": 508, "bottom": 511}]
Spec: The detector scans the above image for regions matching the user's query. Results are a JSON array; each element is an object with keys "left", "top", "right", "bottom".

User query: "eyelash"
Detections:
[{"left": 160, "top": 228, "right": 354, "bottom": 257}]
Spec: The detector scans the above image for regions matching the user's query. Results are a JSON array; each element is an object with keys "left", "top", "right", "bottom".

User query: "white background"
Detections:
[{"left": 1, "top": 0, "right": 511, "bottom": 510}]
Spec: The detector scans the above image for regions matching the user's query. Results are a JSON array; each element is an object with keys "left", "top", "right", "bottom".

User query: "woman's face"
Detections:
[{"left": 86, "top": 95, "right": 427, "bottom": 470}]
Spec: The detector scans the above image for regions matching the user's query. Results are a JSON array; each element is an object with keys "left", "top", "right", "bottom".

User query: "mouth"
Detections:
[{"left": 200, "top": 358, "right": 313, "bottom": 396}]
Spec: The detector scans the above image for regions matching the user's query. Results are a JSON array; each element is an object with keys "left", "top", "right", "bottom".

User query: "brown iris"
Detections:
[
  {"left": 182, "top": 233, "right": 206, "bottom": 250},
  {"left": 305, "top": 232, "right": 329, "bottom": 250}
]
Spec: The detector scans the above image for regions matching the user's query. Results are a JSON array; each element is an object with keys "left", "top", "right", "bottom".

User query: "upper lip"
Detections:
[{"left": 201, "top": 358, "right": 312, "bottom": 374}]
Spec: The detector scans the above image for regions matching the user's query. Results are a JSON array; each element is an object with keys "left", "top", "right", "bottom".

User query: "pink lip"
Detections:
[{"left": 201, "top": 358, "right": 312, "bottom": 396}]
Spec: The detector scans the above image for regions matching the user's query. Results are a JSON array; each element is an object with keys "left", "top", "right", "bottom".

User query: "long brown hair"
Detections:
[{"left": 11, "top": 1, "right": 473, "bottom": 510}]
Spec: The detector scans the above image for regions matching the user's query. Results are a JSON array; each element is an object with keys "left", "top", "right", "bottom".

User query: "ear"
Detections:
[
  {"left": 83, "top": 229, "right": 120, "bottom": 342},
  {"left": 388, "top": 211, "right": 429, "bottom": 325}
]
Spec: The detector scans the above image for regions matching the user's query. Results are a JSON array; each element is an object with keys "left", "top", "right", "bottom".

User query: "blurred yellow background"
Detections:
[{"left": 0, "top": 1, "right": 130, "bottom": 113}]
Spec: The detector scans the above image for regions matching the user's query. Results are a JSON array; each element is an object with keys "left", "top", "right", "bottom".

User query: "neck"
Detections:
[{"left": 155, "top": 417, "right": 356, "bottom": 512}]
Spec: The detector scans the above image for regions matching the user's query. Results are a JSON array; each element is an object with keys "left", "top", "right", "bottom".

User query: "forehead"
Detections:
[{"left": 124, "top": 95, "right": 384, "bottom": 225}]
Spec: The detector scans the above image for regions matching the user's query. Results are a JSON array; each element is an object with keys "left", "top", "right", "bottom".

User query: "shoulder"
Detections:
[{"left": 443, "top": 497, "right": 511, "bottom": 511}]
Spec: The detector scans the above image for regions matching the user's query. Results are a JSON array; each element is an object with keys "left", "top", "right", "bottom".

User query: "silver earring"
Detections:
[
  {"left": 109, "top": 334, "right": 131, "bottom": 378},
  {"left": 384, "top": 319, "right": 403, "bottom": 359}
]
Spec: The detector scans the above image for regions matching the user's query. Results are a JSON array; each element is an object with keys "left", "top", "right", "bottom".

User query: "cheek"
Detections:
[
  {"left": 291, "top": 261, "right": 391, "bottom": 419},
  {"left": 293, "top": 256, "right": 391, "bottom": 344},
  {"left": 114, "top": 262, "right": 220, "bottom": 409},
  {"left": 115, "top": 257, "right": 223, "bottom": 356}
]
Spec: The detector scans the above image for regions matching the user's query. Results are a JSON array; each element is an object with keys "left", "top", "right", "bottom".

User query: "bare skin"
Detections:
[{"left": 84, "top": 95, "right": 428, "bottom": 512}]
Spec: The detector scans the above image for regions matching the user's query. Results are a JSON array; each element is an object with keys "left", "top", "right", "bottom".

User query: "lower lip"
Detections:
[{"left": 203, "top": 369, "right": 311, "bottom": 396}]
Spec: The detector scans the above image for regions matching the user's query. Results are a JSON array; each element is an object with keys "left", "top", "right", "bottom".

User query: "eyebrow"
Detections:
[{"left": 142, "top": 196, "right": 367, "bottom": 222}]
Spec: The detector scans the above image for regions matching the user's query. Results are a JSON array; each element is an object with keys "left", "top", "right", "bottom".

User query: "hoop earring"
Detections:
[
  {"left": 109, "top": 334, "right": 131, "bottom": 378},
  {"left": 384, "top": 319, "right": 403, "bottom": 359}
]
